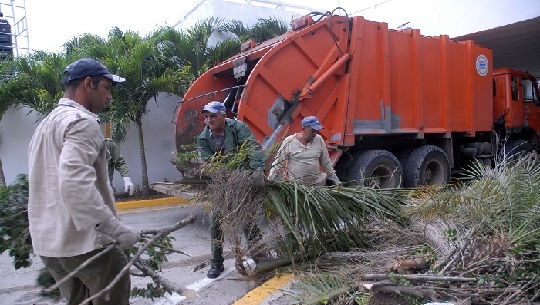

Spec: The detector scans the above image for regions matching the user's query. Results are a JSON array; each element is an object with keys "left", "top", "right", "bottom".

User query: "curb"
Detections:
[
  {"left": 116, "top": 196, "right": 190, "bottom": 210},
  {"left": 232, "top": 274, "right": 294, "bottom": 305}
]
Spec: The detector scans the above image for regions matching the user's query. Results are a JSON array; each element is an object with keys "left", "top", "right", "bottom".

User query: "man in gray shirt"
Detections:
[
  {"left": 268, "top": 116, "right": 341, "bottom": 186},
  {"left": 28, "top": 58, "right": 139, "bottom": 305}
]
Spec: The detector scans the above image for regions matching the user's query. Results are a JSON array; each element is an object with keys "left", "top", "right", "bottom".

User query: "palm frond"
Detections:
[
  {"left": 408, "top": 155, "right": 540, "bottom": 249},
  {"left": 265, "top": 181, "right": 406, "bottom": 255}
]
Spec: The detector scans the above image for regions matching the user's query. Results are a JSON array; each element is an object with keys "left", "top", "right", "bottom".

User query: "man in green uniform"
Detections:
[
  {"left": 197, "top": 101, "right": 265, "bottom": 278},
  {"left": 104, "top": 138, "right": 134, "bottom": 195}
]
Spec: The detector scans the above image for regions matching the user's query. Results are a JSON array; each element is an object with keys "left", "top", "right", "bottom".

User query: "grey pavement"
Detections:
[{"left": 0, "top": 203, "right": 296, "bottom": 305}]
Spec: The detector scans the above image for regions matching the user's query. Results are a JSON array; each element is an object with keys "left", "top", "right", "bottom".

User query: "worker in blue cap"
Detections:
[
  {"left": 28, "top": 58, "right": 137, "bottom": 305},
  {"left": 268, "top": 115, "right": 341, "bottom": 186},
  {"left": 197, "top": 100, "right": 266, "bottom": 278}
]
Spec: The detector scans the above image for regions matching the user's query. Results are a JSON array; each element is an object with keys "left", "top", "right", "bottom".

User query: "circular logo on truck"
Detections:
[{"left": 476, "top": 54, "right": 489, "bottom": 76}]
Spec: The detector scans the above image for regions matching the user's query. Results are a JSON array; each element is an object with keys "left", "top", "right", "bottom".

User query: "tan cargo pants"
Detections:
[{"left": 40, "top": 246, "right": 131, "bottom": 305}]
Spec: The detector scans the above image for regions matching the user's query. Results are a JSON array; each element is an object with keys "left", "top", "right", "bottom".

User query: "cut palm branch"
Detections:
[{"left": 264, "top": 182, "right": 407, "bottom": 256}]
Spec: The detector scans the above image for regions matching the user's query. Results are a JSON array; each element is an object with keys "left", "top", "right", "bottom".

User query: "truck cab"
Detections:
[{"left": 492, "top": 69, "right": 540, "bottom": 147}]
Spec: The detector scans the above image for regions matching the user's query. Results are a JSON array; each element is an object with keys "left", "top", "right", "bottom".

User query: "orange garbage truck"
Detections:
[{"left": 174, "top": 12, "right": 540, "bottom": 188}]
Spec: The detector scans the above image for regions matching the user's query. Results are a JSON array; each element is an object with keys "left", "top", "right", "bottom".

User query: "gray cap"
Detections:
[{"left": 62, "top": 58, "right": 125, "bottom": 85}]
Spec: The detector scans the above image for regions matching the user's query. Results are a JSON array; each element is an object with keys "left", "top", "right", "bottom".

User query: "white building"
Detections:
[{"left": 1, "top": 0, "right": 539, "bottom": 190}]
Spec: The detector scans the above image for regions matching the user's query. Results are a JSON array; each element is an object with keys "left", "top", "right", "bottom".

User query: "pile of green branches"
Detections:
[
  {"left": 284, "top": 155, "right": 540, "bottom": 305},
  {"left": 406, "top": 155, "right": 540, "bottom": 303},
  {"left": 265, "top": 182, "right": 408, "bottom": 257},
  {"left": 202, "top": 142, "right": 408, "bottom": 271}
]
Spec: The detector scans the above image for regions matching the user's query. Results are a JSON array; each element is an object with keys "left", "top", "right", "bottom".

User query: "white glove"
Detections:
[
  {"left": 96, "top": 216, "right": 140, "bottom": 249},
  {"left": 123, "top": 177, "right": 134, "bottom": 195}
]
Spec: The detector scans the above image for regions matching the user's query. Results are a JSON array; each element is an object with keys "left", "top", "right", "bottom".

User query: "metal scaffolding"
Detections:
[{"left": 0, "top": 0, "right": 28, "bottom": 57}]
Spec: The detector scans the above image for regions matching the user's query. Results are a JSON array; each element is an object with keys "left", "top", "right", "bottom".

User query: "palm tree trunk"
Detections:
[
  {"left": 0, "top": 157, "right": 6, "bottom": 187},
  {"left": 136, "top": 120, "right": 150, "bottom": 197}
]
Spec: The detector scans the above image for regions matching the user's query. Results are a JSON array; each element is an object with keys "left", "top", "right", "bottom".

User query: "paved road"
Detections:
[{"left": 0, "top": 203, "right": 285, "bottom": 305}]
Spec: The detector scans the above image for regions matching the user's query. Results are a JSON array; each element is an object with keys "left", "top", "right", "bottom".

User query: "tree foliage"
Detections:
[
  {"left": 0, "top": 174, "right": 32, "bottom": 269},
  {"left": 0, "top": 51, "right": 67, "bottom": 115}
]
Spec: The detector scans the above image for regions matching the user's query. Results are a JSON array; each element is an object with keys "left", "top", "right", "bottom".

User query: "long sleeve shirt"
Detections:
[
  {"left": 197, "top": 118, "right": 266, "bottom": 170},
  {"left": 268, "top": 134, "right": 339, "bottom": 186},
  {"left": 105, "top": 138, "right": 130, "bottom": 182},
  {"left": 28, "top": 98, "right": 116, "bottom": 257}
]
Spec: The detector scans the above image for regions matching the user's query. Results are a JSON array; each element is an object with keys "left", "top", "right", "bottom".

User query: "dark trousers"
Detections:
[
  {"left": 210, "top": 212, "right": 262, "bottom": 266},
  {"left": 40, "top": 247, "right": 131, "bottom": 305}
]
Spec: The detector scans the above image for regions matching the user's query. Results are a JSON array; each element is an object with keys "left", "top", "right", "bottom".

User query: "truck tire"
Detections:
[
  {"left": 348, "top": 150, "right": 403, "bottom": 188},
  {"left": 503, "top": 140, "right": 531, "bottom": 161},
  {"left": 334, "top": 153, "right": 354, "bottom": 183},
  {"left": 403, "top": 145, "right": 450, "bottom": 187}
]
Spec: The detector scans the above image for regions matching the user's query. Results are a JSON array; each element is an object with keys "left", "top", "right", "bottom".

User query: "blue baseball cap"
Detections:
[
  {"left": 62, "top": 58, "right": 126, "bottom": 85},
  {"left": 201, "top": 101, "right": 226, "bottom": 113},
  {"left": 301, "top": 116, "right": 323, "bottom": 130}
]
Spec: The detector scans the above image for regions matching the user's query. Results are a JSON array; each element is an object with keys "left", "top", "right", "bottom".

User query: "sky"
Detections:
[
  {"left": 20, "top": 0, "right": 340, "bottom": 53},
  {"left": 6, "top": 0, "right": 540, "bottom": 54},
  {"left": 21, "top": 0, "right": 198, "bottom": 53}
]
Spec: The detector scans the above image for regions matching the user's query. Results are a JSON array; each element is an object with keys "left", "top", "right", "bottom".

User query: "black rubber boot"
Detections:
[{"left": 207, "top": 264, "right": 224, "bottom": 279}]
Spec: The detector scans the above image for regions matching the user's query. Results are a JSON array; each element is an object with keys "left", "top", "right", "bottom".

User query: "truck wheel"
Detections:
[
  {"left": 404, "top": 145, "right": 450, "bottom": 187},
  {"left": 334, "top": 153, "right": 354, "bottom": 183},
  {"left": 503, "top": 140, "right": 531, "bottom": 161},
  {"left": 348, "top": 150, "right": 403, "bottom": 188}
]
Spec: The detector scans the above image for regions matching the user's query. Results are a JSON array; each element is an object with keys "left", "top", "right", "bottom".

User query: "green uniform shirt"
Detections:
[
  {"left": 105, "top": 138, "right": 130, "bottom": 183},
  {"left": 197, "top": 118, "right": 266, "bottom": 170}
]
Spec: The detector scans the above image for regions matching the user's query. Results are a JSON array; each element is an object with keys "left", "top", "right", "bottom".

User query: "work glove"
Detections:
[
  {"left": 96, "top": 216, "right": 140, "bottom": 249},
  {"left": 123, "top": 177, "right": 134, "bottom": 195},
  {"left": 251, "top": 168, "right": 267, "bottom": 188}
]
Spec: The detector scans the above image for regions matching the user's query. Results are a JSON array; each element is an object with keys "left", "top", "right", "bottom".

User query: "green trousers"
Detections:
[
  {"left": 210, "top": 212, "right": 262, "bottom": 266},
  {"left": 40, "top": 247, "right": 131, "bottom": 305}
]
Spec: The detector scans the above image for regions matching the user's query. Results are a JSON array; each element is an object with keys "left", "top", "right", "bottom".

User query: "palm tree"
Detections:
[
  {"left": 221, "top": 17, "right": 289, "bottom": 44},
  {"left": 154, "top": 18, "right": 239, "bottom": 81}
]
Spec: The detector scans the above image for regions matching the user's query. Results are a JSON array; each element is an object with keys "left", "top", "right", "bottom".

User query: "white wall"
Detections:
[
  {"left": 109, "top": 93, "right": 182, "bottom": 191},
  {"left": 0, "top": 105, "right": 41, "bottom": 184}
]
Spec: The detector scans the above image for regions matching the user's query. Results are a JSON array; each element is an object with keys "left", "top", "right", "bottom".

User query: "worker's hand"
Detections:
[
  {"left": 251, "top": 168, "right": 267, "bottom": 188},
  {"left": 123, "top": 177, "right": 134, "bottom": 195},
  {"left": 96, "top": 217, "right": 140, "bottom": 249}
]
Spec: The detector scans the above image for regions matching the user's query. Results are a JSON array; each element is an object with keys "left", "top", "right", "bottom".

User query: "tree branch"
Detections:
[
  {"left": 361, "top": 273, "right": 476, "bottom": 283},
  {"left": 133, "top": 259, "right": 198, "bottom": 298},
  {"left": 78, "top": 215, "right": 197, "bottom": 305}
]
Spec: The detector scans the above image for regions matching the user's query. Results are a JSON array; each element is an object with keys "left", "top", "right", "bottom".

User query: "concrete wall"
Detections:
[
  {"left": 107, "top": 93, "right": 182, "bottom": 191},
  {"left": 0, "top": 105, "right": 41, "bottom": 184}
]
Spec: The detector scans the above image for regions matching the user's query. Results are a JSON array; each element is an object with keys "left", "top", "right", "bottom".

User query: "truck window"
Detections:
[
  {"left": 511, "top": 76, "right": 518, "bottom": 101},
  {"left": 522, "top": 78, "right": 538, "bottom": 104}
]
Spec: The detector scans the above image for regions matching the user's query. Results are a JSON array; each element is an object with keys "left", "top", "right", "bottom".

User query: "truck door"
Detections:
[
  {"left": 508, "top": 75, "right": 526, "bottom": 127},
  {"left": 521, "top": 76, "right": 540, "bottom": 138}
]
